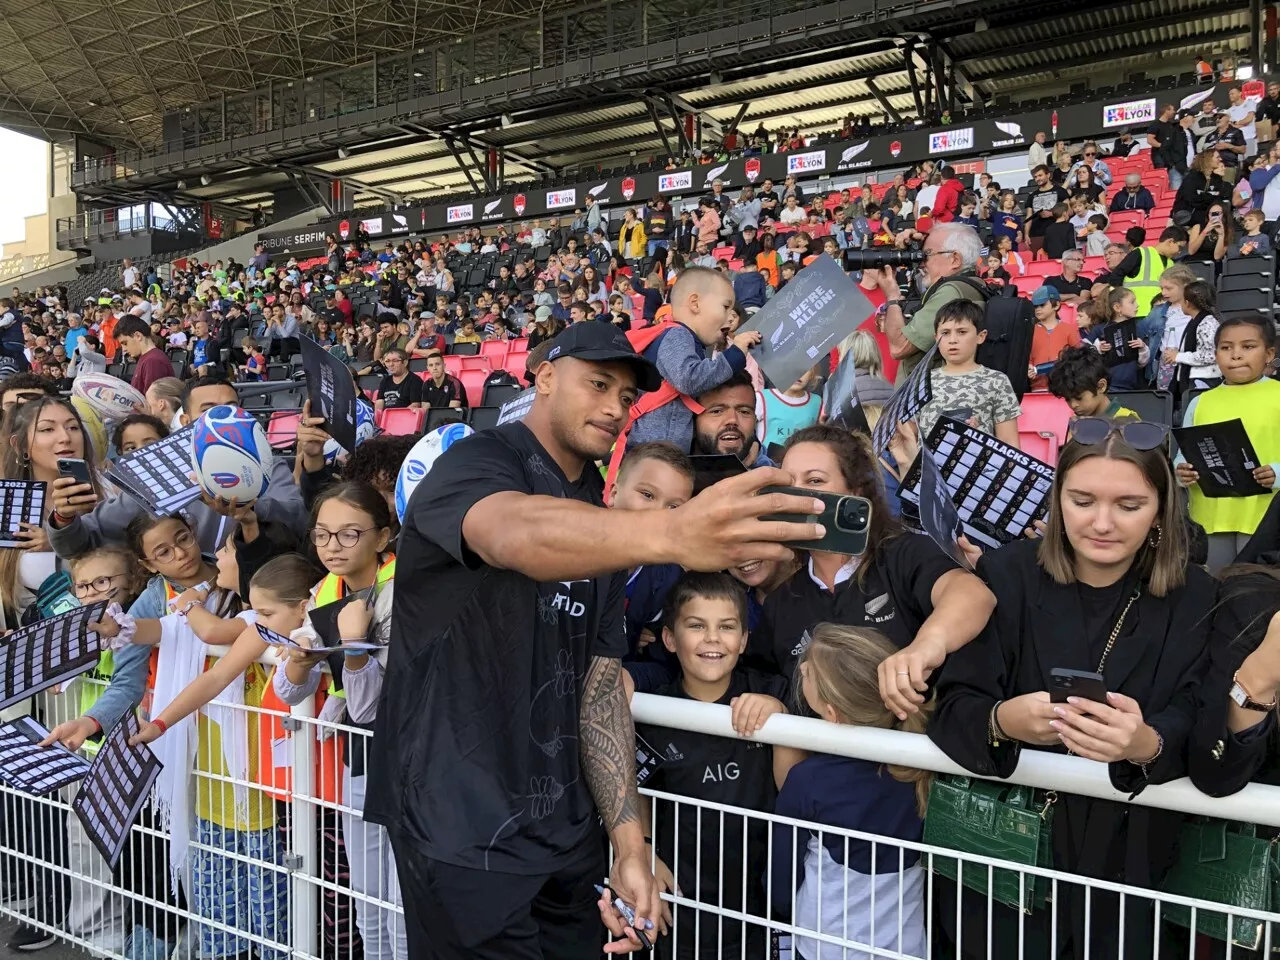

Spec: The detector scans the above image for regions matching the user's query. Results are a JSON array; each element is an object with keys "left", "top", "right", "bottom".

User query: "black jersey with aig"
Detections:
[
  {"left": 635, "top": 669, "right": 787, "bottom": 960},
  {"left": 747, "top": 533, "right": 960, "bottom": 683},
  {"left": 364, "top": 422, "right": 627, "bottom": 875}
]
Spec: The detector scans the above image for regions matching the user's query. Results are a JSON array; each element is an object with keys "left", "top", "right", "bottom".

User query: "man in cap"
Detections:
[{"left": 367, "top": 320, "right": 825, "bottom": 959}]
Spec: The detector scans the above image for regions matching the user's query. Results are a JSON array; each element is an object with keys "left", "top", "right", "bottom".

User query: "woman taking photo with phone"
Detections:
[
  {"left": 744, "top": 423, "right": 996, "bottom": 719},
  {"left": 4, "top": 396, "right": 102, "bottom": 620},
  {"left": 929, "top": 418, "right": 1216, "bottom": 960}
]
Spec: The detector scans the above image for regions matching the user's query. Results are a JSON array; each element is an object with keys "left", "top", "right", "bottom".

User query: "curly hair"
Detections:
[{"left": 341, "top": 435, "right": 421, "bottom": 492}]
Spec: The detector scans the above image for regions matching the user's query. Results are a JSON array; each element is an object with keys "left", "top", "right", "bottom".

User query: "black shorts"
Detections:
[{"left": 390, "top": 833, "right": 606, "bottom": 960}]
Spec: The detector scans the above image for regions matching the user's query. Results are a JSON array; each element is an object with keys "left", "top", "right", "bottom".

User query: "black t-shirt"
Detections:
[
  {"left": 364, "top": 423, "right": 628, "bottom": 874},
  {"left": 1147, "top": 119, "right": 1176, "bottom": 166},
  {"left": 635, "top": 668, "right": 785, "bottom": 960},
  {"left": 377, "top": 372, "right": 423, "bottom": 408},
  {"left": 747, "top": 533, "right": 958, "bottom": 683},
  {"left": 1044, "top": 274, "right": 1092, "bottom": 298},
  {"left": 421, "top": 373, "right": 468, "bottom": 409},
  {"left": 321, "top": 306, "right": 346, "bottom": 327},
  {"left": 1042, "top": 221, "right": 1079, "bottom": 260},
  {"left": 1026, "top": 186, "right": 1069, "bottom": 238}
]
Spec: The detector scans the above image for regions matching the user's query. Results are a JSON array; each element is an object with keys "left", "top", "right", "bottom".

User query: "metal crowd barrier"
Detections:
[{"left": 2, "top": 657, "right": 1279, "bottom": 959}]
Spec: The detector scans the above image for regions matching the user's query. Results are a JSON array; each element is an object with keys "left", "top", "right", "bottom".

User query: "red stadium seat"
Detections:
[
  {"left": 480, "top": 340, "right": 509, "bottom": 361},
  {"left": 266, "top": 411, "right": 301, "bottom": 450},
  {"left": 1021, "top": 261, "right": 1058, "bottom": 278},
  {"left": 1019, "top": 430, "right": 1060, "bottom": 465},
  {"left": 1108, "top": 210, "right": 1146, "bottom": 230},
  {"left": 460, "top": 356, "right": 492, "bottom": 372},
  {"left": 505, "top": 351, "right": 530, "bottom": 377},
  {"left": 1013, "top": 276, "right": 1043, "bottom": 297},
  {"left": 380, "top": 407, "right": 426, "bottom": 436},
  {"left": 712, "top": 246, "right": 735, "bottom": 260},
  {"left": 1083, "top": 256, "right": 1107, "bottom": 274},
  {"left": 459, "top": 369, "right": 489, "bottom": 408},
  {"left": 508, "top": 337, "right": 529, "bottom": 351},
  {"left": 443, "top": 355, "right": 464, "bottom": 377},
  {"left": 1018, "top": 392, "right": 1074, "bottom": 448}
]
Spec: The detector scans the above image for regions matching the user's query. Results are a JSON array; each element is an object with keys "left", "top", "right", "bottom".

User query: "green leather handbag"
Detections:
[
  {"left": 1160, "top": 819, "right": 1280, "bottom": 950},
  {"left": 922, "top": 774, "right": 1056, "bottom": 915}
]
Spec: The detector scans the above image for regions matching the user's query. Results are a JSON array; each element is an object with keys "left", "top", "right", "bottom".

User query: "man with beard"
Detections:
[{"left": 693, "top": 370, "right": 772, "bottom": 466}]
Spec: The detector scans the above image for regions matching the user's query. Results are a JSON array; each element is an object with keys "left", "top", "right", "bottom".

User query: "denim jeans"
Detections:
[{"left": 1168, "top": 168, "right": 1185, "bottom": 191}]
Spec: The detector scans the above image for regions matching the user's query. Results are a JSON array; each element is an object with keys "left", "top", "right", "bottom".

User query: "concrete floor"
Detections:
[{"left": 0, "top": 918, "right": 81, "bottom": 960}]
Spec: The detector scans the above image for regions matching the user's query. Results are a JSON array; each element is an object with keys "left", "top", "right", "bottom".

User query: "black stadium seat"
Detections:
[
  {"left": 469, "top": 406, "right": 501, "bottom": 430},
  {"left": 482, "top": 383, "right": 523, "bottom": 407},
  {"left": 426, "top": 407, "right": 466, "bottom": 431}
]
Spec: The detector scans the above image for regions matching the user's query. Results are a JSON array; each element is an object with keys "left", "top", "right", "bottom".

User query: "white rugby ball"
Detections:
[
  {"left": 395, "top": 422, "right": 473, "bottom": 523},
  {"left": 190, "top": 404, "right": 274, "bottom": 505},
  {"left": 322, "top": 399, "right": 377, "bottom": 465},
  {"left": 72, "top": 374, "right": 146, "bottom": 423}
]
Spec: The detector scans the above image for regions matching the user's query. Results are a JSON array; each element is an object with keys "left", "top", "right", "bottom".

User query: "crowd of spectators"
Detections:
[{"left": 1, "top": 73, "right": 1280, "bottom": 960}]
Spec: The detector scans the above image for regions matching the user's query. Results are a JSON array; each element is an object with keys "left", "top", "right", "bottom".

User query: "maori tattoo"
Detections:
[{"left": 580, "top": 655, "right": 640, "bottom": 833}]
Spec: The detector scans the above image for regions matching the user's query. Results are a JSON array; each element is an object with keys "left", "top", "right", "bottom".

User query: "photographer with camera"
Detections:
[{"left": 864, "top": 223, "right": 987, "bottom": 384}]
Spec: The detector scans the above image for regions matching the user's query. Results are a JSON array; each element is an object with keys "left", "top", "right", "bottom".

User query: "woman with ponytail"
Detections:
[{"left": 771, "top": 623, "right": 930, "bottom": 960}]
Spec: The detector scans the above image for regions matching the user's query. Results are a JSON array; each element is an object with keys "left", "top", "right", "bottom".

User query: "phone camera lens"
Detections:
[{"left": 835, "top": 498, "right": 869, "bottom": 532}]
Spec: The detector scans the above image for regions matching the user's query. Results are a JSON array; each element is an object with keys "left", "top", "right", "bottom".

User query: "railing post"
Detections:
[{"left": 287, "top": 693, "right": 318, "bottom": 960}]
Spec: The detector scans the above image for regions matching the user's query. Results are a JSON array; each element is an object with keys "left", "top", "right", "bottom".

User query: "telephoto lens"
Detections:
[{"left": 842, "top": 248, "right": 926, "bottom": 270}]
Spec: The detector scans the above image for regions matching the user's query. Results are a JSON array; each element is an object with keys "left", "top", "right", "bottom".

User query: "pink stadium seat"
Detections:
[
  {"left": 1013, "top": 276, "right": 1043, "bottom": 297},
  {"left": 266, "top": 411, "right": 301, "bottom": 450},
  {"left": 1021, "top": 261, "right": 1058, "bottom": 278},
  {"left": 443, "top": 355, "right": 464, "bottom": 377},
  {"left": 508, "top": 337, "right": 529, "bottom": 351},
  {"left": 1108, "top": 210, "right": 1145, "bottom": 230},
  {"left": 505, "top": 351, "right": 530, "bottom": 377},
  {"left": 728, "top": 259, "right": 744, "bottom": 271},
  {"left": 460, "top": 356, "right": 492, "bottom": 372},
  {"left": 380, "top": 408, "right": 426, "bottom": 436},
  {"left": 459, "top": 369, "right": 489, "bottom": 408},
  {"left": 1018, "top": 392, "right": 1074, "bottom": 448},
  {"left": 1018, "top": 430, "right": 1060, "bottom": 465},
  {"left": 712, "top": 246, "right": 735, "bottom": 260},
  {"left": 480, "top": 339, "right": 509, "bottom": 360},
  {"left": 1083, "top": 256, "right": 1107, "bottom": 274}
]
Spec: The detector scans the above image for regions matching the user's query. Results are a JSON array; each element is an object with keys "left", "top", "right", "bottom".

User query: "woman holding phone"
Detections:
[
  {"left": 744, "top": 424, "right": 995, "bottom": 717},
  {"left": 929, "top": 418, "right": 1216, "bottom": 959},
  {"left": 3, "top": 396, "right": 103, "bottom": 620}
]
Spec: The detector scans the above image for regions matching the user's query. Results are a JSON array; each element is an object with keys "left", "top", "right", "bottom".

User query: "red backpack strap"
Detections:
[{"left": 604, "top": 385, "right": 702, "bottom": 488}]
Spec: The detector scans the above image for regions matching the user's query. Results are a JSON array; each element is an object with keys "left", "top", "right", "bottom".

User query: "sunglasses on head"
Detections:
[{"left": 1069, "top": 417, "right": 1168, "bottom": 451}]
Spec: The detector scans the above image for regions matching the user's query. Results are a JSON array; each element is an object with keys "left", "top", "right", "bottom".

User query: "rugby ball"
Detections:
[
  {"left": 72, "top": 374, "right": 146, "bottom": 423},
  {"left": 395, "top": 422, "right": 473, "bottom": 523},
  {"left": 322, "top": 399, "right": 377, "bottom": 465},
  {"left": 69, "top": 398, "right": 109, "bottom": 465},
  {"left": 190, "top": 405, "right": 274, "bottom": 505}
]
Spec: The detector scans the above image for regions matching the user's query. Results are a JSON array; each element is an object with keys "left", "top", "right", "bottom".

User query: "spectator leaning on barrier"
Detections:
[{"left": 880, "top": 222, "right": 987, "bottom": 384}]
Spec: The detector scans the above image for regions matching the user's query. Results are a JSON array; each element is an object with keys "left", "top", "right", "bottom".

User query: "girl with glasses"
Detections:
[
  {"left": 1175, "top": 313, "right": 1280, "bottom": 572},
  {"left": 270, "top": 481, "right": 405, "bottom": 959},
  {"left": 930, "top": 421, "right": 1216, "bottom": 960}
]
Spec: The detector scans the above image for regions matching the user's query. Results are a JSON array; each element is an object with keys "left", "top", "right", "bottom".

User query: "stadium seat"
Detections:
[
  {"left": 458, "top": 369, "right": 489, "bottom": 407},
  {"left": 1108, "top": 211, "right": 1145, "bottom": 230},
  {"left": 1018, "top": 430, "right": 1059, "bottom": 465},
  {"left": 470, "top": 406, "right": 502, "bottom": 430},
  {"left": 450, "top": 341, "right": 481, "bottom": 356},
  {"left": 460, "top": 356, "right": 492, "bottom": 372},
  {"left": 425, "top": 407, "right": 467, "bottom": 431},
  {"left": 1219, "top": 273, "right": 1269, "bottom": 292},
  {"left": 380, "top": 408, "right": 426, "bottom": 436},
  {"left": 1219, "top": 289, "right": 1274, "bottom": 315},
  {"left": 483, "top": 382, "right": 524, "bottom": 407},
  {"left": 480, "top": 340, "right": 509, "bottom": 361},
  {"left": 266, "top": 411, "right": 301, "bottom": 451},
  {"left": 712, "top": 246, "right": 735, "bottom": 260},
  {"left": 1109, "top": 390, "right": 1174, "bottom": 427},
  {"left": 1013, "top": 276, "right": 1042, "bottom": 298},
  {"left": 504, "top": 351, "right": 529, "bottom": 376},
  {"left": 443, "top": 355, "right": 464, "bottom": 378},
  {"left": 1021, "top": 261, "right": 1058, "bottom": 279},
  {"left": 1223, "top": 255, "right": 1276, "bottom": 277},
  {"left": 1018, "top": 392, "right": 1073, "bottom": 447},
  {"left": 508, "top": 338, "right": 529, "bottom": 351}
]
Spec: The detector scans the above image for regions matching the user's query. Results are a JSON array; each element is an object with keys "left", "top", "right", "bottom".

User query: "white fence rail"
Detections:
[{"left": 0, "top": 660, "right": 1277, "bottom": 960}]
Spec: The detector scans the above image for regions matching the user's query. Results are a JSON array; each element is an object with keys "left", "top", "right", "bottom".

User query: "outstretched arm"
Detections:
[{"left": 580, "top": 655, "right": 659, "bottom": 946}]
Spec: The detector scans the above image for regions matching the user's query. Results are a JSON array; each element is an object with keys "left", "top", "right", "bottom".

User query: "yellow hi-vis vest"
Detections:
[{"left": 1124, "top": 245, "right": 1170, "bottom": 316}]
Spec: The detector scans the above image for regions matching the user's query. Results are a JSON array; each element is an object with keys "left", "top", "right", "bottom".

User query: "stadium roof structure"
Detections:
[{"left": 5, "top": 0, "right": 1257, "bottom": 212}]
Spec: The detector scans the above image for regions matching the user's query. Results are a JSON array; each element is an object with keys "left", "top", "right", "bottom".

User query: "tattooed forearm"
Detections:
[{"left": 580, "top": 656, "right": 640, "bottom": 833}]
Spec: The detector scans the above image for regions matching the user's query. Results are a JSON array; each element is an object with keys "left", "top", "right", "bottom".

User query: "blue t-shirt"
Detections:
[{"left": 191, "top": 338, "right": 209, "bottom": 369}]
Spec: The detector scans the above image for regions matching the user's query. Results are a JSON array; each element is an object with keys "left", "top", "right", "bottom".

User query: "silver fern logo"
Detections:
[
  {"left": 589, "top": 182, "right": 609, "bottom": 197},
  {"left": 703, "top": 163, "right": 729, "bottom": 186},
  {"left": 840, "top": 141, "right": 868, "bottom": 163},
  {"left": 992, "top": 121, "right": 1024, "bottom": 147},
  {"left": 484, "top": 199, "right": 501, "bottom": 215}
]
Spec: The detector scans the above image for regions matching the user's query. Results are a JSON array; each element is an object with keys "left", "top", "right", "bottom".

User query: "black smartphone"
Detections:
[
  {"left": 1049, "top": 668, "right": 1108, "bottom": 704},
  {"left": 760, "top": 486, "right": 872, "bottom": 555},
  {"left": 57, "top": 458, "right": 93, "bottom": 487},
  {"left": 689, "top": 454, "right": 747, "bottom": 494}
]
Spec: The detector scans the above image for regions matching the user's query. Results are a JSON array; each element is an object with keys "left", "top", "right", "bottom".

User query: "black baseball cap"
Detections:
[{"left": 544, "top": 322, "right": 661, "bottom": 391}]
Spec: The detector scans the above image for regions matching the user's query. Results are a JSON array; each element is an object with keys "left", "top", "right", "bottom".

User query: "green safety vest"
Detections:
[{"left": 1123, "top": 246, "right": 1170, "bottom": 317}]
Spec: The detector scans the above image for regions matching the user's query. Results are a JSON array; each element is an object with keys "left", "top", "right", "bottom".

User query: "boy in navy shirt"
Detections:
[
  {"left": 631, "top": 571, "right": 803, "bottom": 960},
  {"left": 609, "top": 442, "right": 694, "bottom": 694}
]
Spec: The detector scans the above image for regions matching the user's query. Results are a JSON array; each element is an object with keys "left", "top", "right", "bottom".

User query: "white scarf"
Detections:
[{"left": 149, "top": 605, "right": 250, "bottom": 893}]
